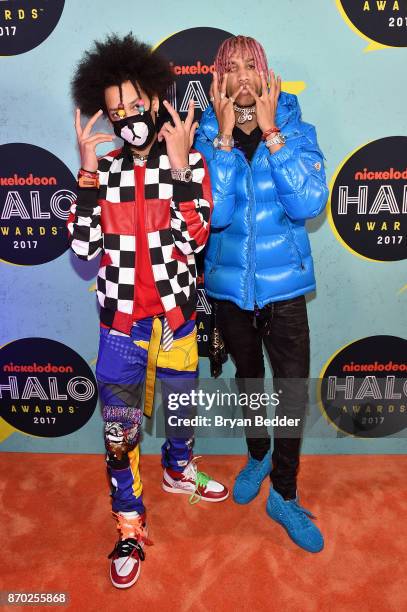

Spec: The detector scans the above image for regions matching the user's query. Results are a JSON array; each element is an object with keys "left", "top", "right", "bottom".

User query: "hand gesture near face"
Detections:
[
  {"left": 210, "top": 72, "right": 242, "bottom": 135},
  {"left": 157, "top": 99, "right": 199, "bottom": 170},
  {"left": 74, "top": 109, "right": 114, "bottom": 172},
  {"left": 245, "top": 70, "right": 282, "bottom": 133}
]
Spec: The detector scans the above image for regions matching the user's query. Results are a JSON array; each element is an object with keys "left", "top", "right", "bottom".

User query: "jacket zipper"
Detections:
[
  {"left": 133, "top": 165, "right": 139, "bottom": 316},
  {"left": 229, "top": 147, "right": 258, "bottom": 310},
  {"left": 244, "top": 172, "right": 256, "bottom": 309},
  {"left": 236, "top": 148, "right": 257, "bottom": 310},
  {"left": 133, "top": 164, "right": 168, "bottom": 319}
]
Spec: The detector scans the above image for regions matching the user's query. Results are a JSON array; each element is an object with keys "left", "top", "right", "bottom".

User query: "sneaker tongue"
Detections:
[{"left": 183, "top": 461, "right": 197, "bottom": 480}]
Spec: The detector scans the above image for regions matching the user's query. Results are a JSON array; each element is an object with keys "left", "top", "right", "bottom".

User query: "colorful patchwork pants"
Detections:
[{"left": 96, "top": 316, "right": 198, "bottom": 515}]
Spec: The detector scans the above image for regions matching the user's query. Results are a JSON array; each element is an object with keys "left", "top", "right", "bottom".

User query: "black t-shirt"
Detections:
[{"left": 233, "top": 125, "right": 262, "bottom": 161}]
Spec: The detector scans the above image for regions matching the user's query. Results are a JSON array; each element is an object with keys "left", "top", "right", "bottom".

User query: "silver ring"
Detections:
[
  {"left": 229, "top": 97, "right": 235, "bottom": 104},
  {"left": 220, "top": 92, "right": 226, "bottom": 99},
  {"left": 210, "top": 96, "right": 215, "bottom": 102}
]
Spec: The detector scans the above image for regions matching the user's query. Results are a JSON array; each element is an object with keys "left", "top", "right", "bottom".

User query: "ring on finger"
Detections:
[
  {"left": 220, "top": 92, "right": 226, "bottom": 99},
  {"left": 210, "top": 96, "right": 215, "bottom": 102}
]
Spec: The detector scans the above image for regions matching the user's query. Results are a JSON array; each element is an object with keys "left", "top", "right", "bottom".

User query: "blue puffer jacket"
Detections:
[{"left": 194, "top": 92, "right": 329, "bottom": 310}]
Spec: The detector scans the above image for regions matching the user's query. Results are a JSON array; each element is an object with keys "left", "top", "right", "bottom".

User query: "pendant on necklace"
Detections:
[{"left": 234, "top": 104, "right": 256, "bottom": 124}]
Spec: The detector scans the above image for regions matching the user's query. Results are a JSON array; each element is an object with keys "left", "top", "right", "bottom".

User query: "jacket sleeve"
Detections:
[
  {"left": 193, "top": 137, "right": 238, "bottom": 229},
  {"left": 170, "top": 150, "right": 213, "bottom": 255},
  {"left": 66, "top": 187, "right": 103, "bottom": 261},
  {"left": 267, "top": 122, "right": 329, "bottom": 221}
]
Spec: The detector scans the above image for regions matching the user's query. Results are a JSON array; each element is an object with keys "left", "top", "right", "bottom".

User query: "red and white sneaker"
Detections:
[
  {"left": 162, "top": 457, "right": 229, "bottom": 504},
  {"left": 108, "top": 511, "right": 152, "bottom": 589}
]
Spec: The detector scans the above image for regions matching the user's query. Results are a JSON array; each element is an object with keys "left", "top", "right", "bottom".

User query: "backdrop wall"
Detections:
[{"left": 1, "top": 0, "right": 406, "bottom": 455}]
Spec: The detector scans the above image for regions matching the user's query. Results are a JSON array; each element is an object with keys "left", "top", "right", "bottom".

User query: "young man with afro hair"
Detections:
[{"left": 69, "top": 33, "right": 228, "bottom": 590}]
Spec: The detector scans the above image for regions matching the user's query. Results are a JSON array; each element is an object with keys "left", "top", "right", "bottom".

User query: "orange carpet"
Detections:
[{"left": 0, "top": 453, "right": 406, "bottom": 612}]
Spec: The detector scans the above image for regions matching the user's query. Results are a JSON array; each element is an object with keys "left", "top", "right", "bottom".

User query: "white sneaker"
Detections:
[{"left": 162, "top": 458, "right": 229, "bottom": 503}]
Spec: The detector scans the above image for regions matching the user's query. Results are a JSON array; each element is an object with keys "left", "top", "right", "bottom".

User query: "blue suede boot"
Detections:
[
  {"left": 266, "top": 486, "right": 324, "bottom": 553},
  {"left": 233, "top": 452, "right": 271, "bottom": 504}
]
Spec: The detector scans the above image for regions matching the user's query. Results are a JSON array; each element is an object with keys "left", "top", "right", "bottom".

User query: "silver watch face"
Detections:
[
  {"left": 184, "top": 169, "right": 193, "bottom": 182},
  {"left": 267, "top": 133, "right": 286, "bottom": 146}
]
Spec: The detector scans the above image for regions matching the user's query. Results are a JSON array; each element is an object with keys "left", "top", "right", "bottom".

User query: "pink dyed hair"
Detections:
[{"left": 214, "top": 35, "right": 269, "bottom": 80}]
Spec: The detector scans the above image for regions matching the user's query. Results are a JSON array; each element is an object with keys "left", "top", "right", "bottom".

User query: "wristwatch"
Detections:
[
  {"left": 171, "top": 166, "right": 193, "bottom": 182},
  {"left": 213, "top": 133, "right": 235, "bottom": 149},
  {"left": 265, "top": 132, "right": 286, "bottom": 147}
]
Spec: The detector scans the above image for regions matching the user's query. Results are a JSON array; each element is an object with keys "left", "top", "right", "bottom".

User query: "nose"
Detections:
[
  {"left": 238, "top": 68, "right": 249, "bottom": 82},
  {"left": 237, "top": 66, "right": 250, "bottom": 86}
]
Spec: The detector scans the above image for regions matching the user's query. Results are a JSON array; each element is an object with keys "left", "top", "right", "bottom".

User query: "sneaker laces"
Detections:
[
  {"left": 286, "top": 500, "right": 317, "bottom": 529},
  {"left": 108, "top": 512, "right": 153, "bottom": 570},
  {"left": 183, "top": 457, "right": 211, "bottom": 505},
  {"left": 239, "top": 456, "right": 265, "bottom": 480}
]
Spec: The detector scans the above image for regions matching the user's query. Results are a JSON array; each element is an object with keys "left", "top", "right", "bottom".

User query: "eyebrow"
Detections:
[
  {"left": 109, "top": 98, "right": 140, "bottom": 112},
  {"left": 229, "top": 57, "right": 255, "bottom": 64}
]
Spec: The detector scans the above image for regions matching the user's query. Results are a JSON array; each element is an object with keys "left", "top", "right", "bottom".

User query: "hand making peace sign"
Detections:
[
  {"left": 210, "top": 71, "right": 242, "bottom": 135},
  {"left": 157, "top": 99, "right": 199, "bottom": 170},
  {"left": 74, "top": 108, "right": 114, "bottom": 172},
  {"left": 245, "top": 69, "right": 282, "bottom": 133}
]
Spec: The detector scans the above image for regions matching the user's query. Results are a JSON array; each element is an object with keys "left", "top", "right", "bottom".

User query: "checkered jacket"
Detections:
[{"left": 67, "top": 143, "right": 213, "bottom": 334}]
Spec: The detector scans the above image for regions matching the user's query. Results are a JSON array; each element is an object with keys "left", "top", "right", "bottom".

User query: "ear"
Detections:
[{"left": 151, "top": 95, "right": 160, "bottom": 114}]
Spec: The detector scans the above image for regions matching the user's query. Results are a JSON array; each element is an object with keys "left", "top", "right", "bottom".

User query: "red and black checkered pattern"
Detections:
[{"left": 67, "top": 144, "right": 213, "bottom": 333}]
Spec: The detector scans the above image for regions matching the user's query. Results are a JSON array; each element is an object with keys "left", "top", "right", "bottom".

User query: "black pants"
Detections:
[{"left": 216, "top": 296, "right": 310, "bottom": 500}]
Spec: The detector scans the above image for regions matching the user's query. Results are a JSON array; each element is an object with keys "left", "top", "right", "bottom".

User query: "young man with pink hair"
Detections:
[{"left": 194, "top": 35, "right": 328, "bottom": 553}]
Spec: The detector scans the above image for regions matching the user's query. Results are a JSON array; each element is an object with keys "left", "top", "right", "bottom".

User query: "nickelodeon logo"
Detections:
[
  {"left": 170, "top": 61, "right": 215, "bottom": 75},
  {"left": 3, "top": 362, "right": 74, "bottom": 374},
  {"left": 0, "top": 174, "right": 57, "bottom": 186},
  {"left": 354, "top": 168, "right": 407, "bottom": 180}
]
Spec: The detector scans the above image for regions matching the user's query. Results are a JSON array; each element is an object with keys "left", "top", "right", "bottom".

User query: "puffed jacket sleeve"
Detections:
[
  {"left": 193, "top": 137, "right": 238, "bottom": 229},
  {"left": 267, "top": 122, "right": 329, "bottom": 221}
]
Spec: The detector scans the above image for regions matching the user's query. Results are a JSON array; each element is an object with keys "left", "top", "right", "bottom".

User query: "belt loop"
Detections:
[
  {"left": 162, "top": 316, "right": 174, "bottom": 351},
  {"left": 143, "top": 317, "right": 162, "bottom": 418}
]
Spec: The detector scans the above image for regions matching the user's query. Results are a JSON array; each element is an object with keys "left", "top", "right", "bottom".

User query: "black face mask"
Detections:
[{"left": 112, "top": 110, "right": 156, "bottom": 150}]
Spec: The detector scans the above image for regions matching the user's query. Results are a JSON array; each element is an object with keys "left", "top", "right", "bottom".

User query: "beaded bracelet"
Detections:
[
  {"left": 262, "top": 127, "right": 281, "bottom": 141},
  {"left": 77, "top": 168, "right": 99, "bottom": 189}
]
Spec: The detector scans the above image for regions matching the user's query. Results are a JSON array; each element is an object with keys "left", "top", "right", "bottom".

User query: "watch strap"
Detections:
[
  {"left": 265, "top": 133, "right": 286, "bottom": 147},
  {"left": 213, "top": 133, "right": 235, "bottom": 149},
  {"left": 170, "top": 166, "right": 192, "bottom": 182}
]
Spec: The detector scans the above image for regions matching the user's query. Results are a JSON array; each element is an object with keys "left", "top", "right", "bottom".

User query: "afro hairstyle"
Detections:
[{"left": 71, "top": 33, "right": 173, "bottom": 116}]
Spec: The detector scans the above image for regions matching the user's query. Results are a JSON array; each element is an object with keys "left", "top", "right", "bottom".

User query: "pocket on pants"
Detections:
[
  {"left": 159, "top": 327, "right": 199, "bottom": 372},
  {"left": 96, "top": 327, "right": 145, "bottom": 383}
]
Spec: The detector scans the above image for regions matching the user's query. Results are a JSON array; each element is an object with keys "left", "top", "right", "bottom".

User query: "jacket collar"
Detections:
[
  {"left": 116, "top": 138, "right": 168, "bottom": 166},
  {"left": 197, "top": 91, "right": 301, "bottom": 143}
]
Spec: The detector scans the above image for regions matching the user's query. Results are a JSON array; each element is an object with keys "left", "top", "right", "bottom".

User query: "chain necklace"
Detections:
[
  {"left": 233, "top": 104, "right": 256, "bottom": 124},
  {"left": 132, "top": 152, "right": 148, "bottom": 165}
]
